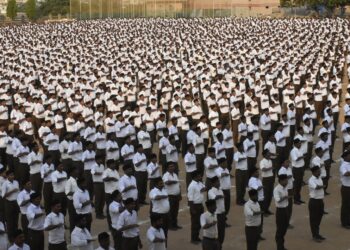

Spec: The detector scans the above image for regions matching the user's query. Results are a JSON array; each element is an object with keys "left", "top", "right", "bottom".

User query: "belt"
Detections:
[{"left": 203, "top": 237, "right": 218, "bottom": 241}]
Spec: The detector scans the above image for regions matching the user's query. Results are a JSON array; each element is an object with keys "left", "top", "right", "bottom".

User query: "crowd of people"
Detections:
[{"left": 0, "top": 17, "right": 349, "bottom": 250}]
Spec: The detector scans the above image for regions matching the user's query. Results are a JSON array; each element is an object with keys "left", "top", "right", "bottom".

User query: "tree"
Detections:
[
  {"left": 37, "top": 0, "right": 69, "bottom": 18},
  {"left": 25, "top": 0, "right": 36, "bottom": 21},
  {"left": 6, "top": 0, "right": 18, "bottom": 20}
]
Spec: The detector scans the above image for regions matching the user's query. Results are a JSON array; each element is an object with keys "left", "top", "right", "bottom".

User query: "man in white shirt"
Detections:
[
  {"left": 290, "top": 139, "right": 305, "bottom": 205},
  {"left": 17, "top": 180, "right": 33, "bottom": 240},
  {"left": 208, "top": 177, "right": 226, "bottom": 249},
  {"left": 133, "top": 144, "right": 148, "bottom": 205},
  {"left": 73, "top": 177, "right": 93, "bottom": 231},
  {"left": 244, "top": 189, "right": 262, "bottom": 250},
  {"left": 188, "top": 170, "right": 206, "bottom": 244},
  {"left": 147, "top": 213, "right": 166, "bottom": 250},
  {"left": 2, "top": 170, "right": 20, "bottom": 237},
  {"left": 91, "top": 155, "right": 106, "bottom": 219},
  {"left": 116, "top": 198, "right": 142, "bottom": 250},
  {"left": 8, "top": 229, "right": 30, "bottom": 250},
  {"left": 340, "top": 150, "right": 350, "bottom": 229},
  {"left": 308, "top": 166, "right": 326, "bottom": 242},
  {"left": 149, "top": 177, "right": 170, "bottom": 239},
  {"left": 109, "top": 190, "right": 124, "bottom": 250},
  {"left": 27, "top": 192, "right": 45, "bottom": 250},
  {"left": 234, "top": 142, "right": 248, "bottom": 205},
  {"left": 137, "top": 123, "right": 152, "bottom": 161},
  {"left": 162, "top": 163, "right": 181, "bottom": 230},
  {"left": 44, "top": 199, "right": 67, "bottom": 250},
  {"left": 260, "top": 149, "right": 274, "bottom": 215},
  {"left": 274, "top": 174, "right": 289, "bottom": 250},
  {"left": 51, "top": 164, "right": 68, "bottom": 216},
  {"left": 71, "top": 214, "right": 94, "bottom": 250},
  {"left": 27, "top": 143, "right": 43, "bottom": 193},
  {"left": 200, "top": 199, "right": 219, "bottom": 249},
  {"left": 95, "top": 232, "right": 115, "bottom": 250}
]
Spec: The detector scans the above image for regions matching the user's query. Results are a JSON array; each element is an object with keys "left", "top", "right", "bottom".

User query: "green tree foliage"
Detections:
[
  {"left": 37, "top": 0, "right": 69, "bottom": 17},
  {"left": 25, "top": 0, "right": 36, "bottom": 21},
  {"left": 6, "top": 0, "right": 18, "bottom": 20}
]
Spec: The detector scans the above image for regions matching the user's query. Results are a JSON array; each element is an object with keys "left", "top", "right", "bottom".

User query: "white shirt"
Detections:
[
  {"left": 82, "top": 150, "right": 96, "bottom": 171},
  {"left": 248, "top": 177, "right": 264, "bottom": 201},
  {"left": 184, "top": 152, "right": 197, "bottom": 173},
  {"left": 340, "top": 160, "right": 350, "bottom": 187},
  {"left": 73, "top": 188, "right": 92, "bottom": 214},
  {"left": 204, "top": 156, "right": 219, "bottom": 178},
  {"left": 51, "top": 170, "right": 67, "bottom": 193},
  {"left": 109, "top": 201, "right": 123, "bottom": 230},
  {"left": 91, "top": 163, "right": 104, "bottom": 183},
  {"left": 102, "top": 168, "right": 119, "bottom": 194},
  {"left": 149, "top": 187, "right": 170, "bottom": 214},
  {"left": 137, "top": 130, "right": 152, "bottom": 149},
  {"left": 8, "top": 243, "right": 30, "bottom": 250},
  {"left": 0, "top": 222, "right": 8, "bottom": 250},
  {"left": 147, "top": 226, "right": 166, "bottom": 250},
  {"left": 119, "top": 174, "right": 138, "bottom": 200},
  {"left": 234, "top": 151, "right": 248, "bottom": 170},
  {"left": 17, "top": 189, "right": 33, "bottom": 214},
  {"left": 215, "top": 167, "right": 231, "bottom": 190},
  {"left": 290, "top": 147, "right": 304, "bottom": 168},
  {"left": 244, "top": 199, "right": 261, "bottom": 227},
  {"left": 41, "top": 163, "right": 55, "bottom": 183},
  {"left": 121, "top": 144, "right": 134, "bottom": 161},
  {"left": 273, "top": 184, "right": 288, "bottom": 208},
  {"left": 275, "top": 130, "right": 286, "bottom": 147},
  {"left": 71, "top": 226, "right": 93, "bottom": 250},
  {"left": 1, "top": 179, "right": 19, "bottom": 201},
  {"left": 243, "top": 139, "right": 256, "bottom": 158},
  {"left": 44, "top": 212, "right": 65, "bottom": 244},
  {"left": 27, "top": 203, "right": 45, "bottom": 230},
  {"left": 117, "top": 209, "right": 140, "bottom": 238},
  {"left": 147, "top": 162, "right": 161, "bottom": 179},
  {"left": 162, "top": 172, "right": 180, "bottom": 195},
  {"left": 200, "top": 211, "right": 218, "bottom": 239},
  {"left": 27, "top": 151, "right": 43, "bottom": 175},
  {"left": 106, "top": 140, "right": 120, "bottom": 161},
  {"left": 311, "top": 156, "right": 326, "bottom": 178},
  {"left": 133, "top": 152, "right": 147, "bottom": 172},
  {"left": 308, "top": 175, "right": 324, "bottom": 199},
  {"left": 260, "top": 158, "right": 273, "bottom": 178},
  {"left": 187, "top": 180, "right": 205, "bottom": 204},
  {"left": 208, "top": 187, "right": 225, "bottom": 214}
]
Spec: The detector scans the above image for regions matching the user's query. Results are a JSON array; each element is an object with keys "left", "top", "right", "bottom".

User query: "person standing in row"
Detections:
[
  {"left": 244, "top": 189, "right": 262, "bottom": 250},
  {"left": 308, "top": 166, "right": 326, "bottom": 242},
  {"left": 200, "top": 199, "right": 219, "bottom": 250},
  {"left": 340, "top": 150, "right": 350, "bottom": 229},
  {"left": 27, "top": 192, "right": 45, "bottom": 250},
  {"left": 274, "top": 174, "right": 289, "bottom": 250}
]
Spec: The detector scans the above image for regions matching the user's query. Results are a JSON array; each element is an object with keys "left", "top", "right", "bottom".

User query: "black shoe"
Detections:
[
  {"left": 299, "top": 200, "right": 305, "bottom": 204},
  {"left": 342, "top": 225, "right": 350, "bottom": 229},
  {"left": 96, "top": 214, "right": 106, "bottom": 219},
  {"left": 288, "top": 224, "right": 294, "bottom": 229},
  {"left": 225, "top": 223, "right": 231, "bottom": 228},
  {"left": 174, "top": 225, "right": 182, "bottom": 230},
  {"left": 259, "top": 236, "right": 266, "bottom": 241},
  {"left": 324, "top": 191, "right": 330, "bottom": 195},
  {"left": 265, "top": 210, "right": 274, "bottom": 215},
  {"left": 236, "top": 201, "right": 245, "bottom": 206},
  {"left": 140, "top": 201, "right": 149, "bottom": 205},
  {"left": 312, "top": 237, "right": 322, "bottom": 243},
  {"left": 323, "top": 211, "right": 329, "bottom": 215},
  {"left": 317, "top": 235, "right": 326, "bottom": 240},
  {"left": 294, "top": 200, "right": 301, "bottom": 205},
  {"left": 191, "top": 238, "right": 201, "bottom": 244}
]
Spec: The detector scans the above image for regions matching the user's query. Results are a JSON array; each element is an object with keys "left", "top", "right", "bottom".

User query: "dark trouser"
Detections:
[
  {"left": 4, "top": 200, "right": 19, "bottom": 237},
  {"left": 52, "top": 192, "right": 67, "bottom": 216},
  {"left": 28, "top": 229, "right": 44, "bottom": 250},
  {"left": 21, "top": 214, "right": 29, "bottom": 241},
  {"left": 235, "top": 169, "right": 248, "bottom": 204},
  {"left": 333, "top": 112, "right": 339, "bottom": 131},
  {"left": 135, "top": 171, "right": 148, "bottom": 203},
  {"left": 305, "top": 143, "right": 313, "bottom": 169},
  {"left": 0, "top": 148, "right": 6, "bottom": 168},
  {"left": 275, "top": 207, "right": 288, "bottom": 250},
  {"left": 122, "top": 236, "right": 139, "bottom": 250},
  {"left": 223, "top": 189, "right": 231, "bottom": 216},
  {"left": 112, "top": 227, "right": 123, "bottom": 250},
  {"left": 72, "top": 160, "right": 84, "bottom": 178},
  {"left": 149, "top": 178, "right": 157, "bottom": 191},
  {"left": 190, "top": 203, "right": 204, "bottom": 241},
  {"left": 217, "top": 213, "right": 226, "bottom": 246},
  {"left": 7, "top": 154, "right": 14, "bottom": 173},
  {"left": 83, "top": 170, "right": 94, "bottom": 200},
  {"left": 309, "top": 198, "right": 324, "bottom": 237},
  {"left": 202, "top": 237, "right": 220, "bottom": 250},
  {"left": 49, "top": 242, "right": 67, "bottom": 250},
  {"left": 287, "top": 189, "right": 293, "bottom": 224},
  {"left": 196, "top": 154, "right": 205, "bottom": 176},
  {"left": 43, "top": 182, "right": 53, "bottom": 214},
  {"left": 225, "top": 148, "right": 234, "bottom": 172},
  {"left": 144, "top": 148, "right": 153, "bottom": 162},
  {"left": 49, "top": 150, "right": 60, "bottom": 168},
  {"left": 324, "top": 159, "right": 331, "bottom": 190},
  {"left": 181, "top": 130, "right": 188, "bottom": 158},
  {"left": 247, "top": 157, "right": 257, "bottom": 176},
  {"left": 262, "top": 176, "right": 274, "bottom": 212},
  {"left": 341, "top": 186, "right": 350, "bottom": 226},
  {"left": 245, "top": 226, "right": 259, "bottom": 250},
  {"left": 258, "top": 201, "right": 264, "bottom": 235},
  {"left": 105, "top": 193, "right": 113, "bottom": 229},
  {"left": 186, "top": 172, "right": 193, "bottom": 189},
  {"left": 168, "top": 195, "right": 180, "bottom": 227},
  {"left": 94, "top": 182, "right": 105, "bottom": 216},
  {"left": 292, "top": 167, "right": 304, "bottom": 202},
  {"left": 255, "top": 140, "right": 259, "bottom": 160},
  {"left": 79, "top": 213, "right": 92, "bottom": 231},
  {"left": 261, "top": 130, "right": 270, "bottom": 149},
  {"left": 232, "top": 120, "right": 239, "bottom": 144},
  {"left": 116, "top": 137, "right": 126, "bottom": 149},
  {"left": 18, "top": 162, "right": 29, "bottom": 187},
  {"left": 62, "top": 158, "right": 73, "bottom": 177},
  {"left": 0, "top": 197, "right": 3, "bottom": 221},
  {"left": 67, "top": 199, "right": 77, "bottom": 232},
  {"left": 276, "top": 146, "right": 287, "bottom": 170},
  {"left": 30, "top": 173, "right": 42, "bottom": 194},
  {"left": 159, "top": 152, "right": 167, "bottom": 174},
  {"left": 205, "top": 177, "right": 214, "bottom": 190}
]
